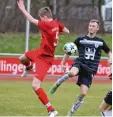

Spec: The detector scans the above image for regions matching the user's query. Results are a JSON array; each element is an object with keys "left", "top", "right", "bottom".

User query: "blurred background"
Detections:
[
  {"left": 0, "top": 0, "right": 112, "bottom": 33},
  {"left": 0, "top": 0, "right": 112, "bottom": 55}
]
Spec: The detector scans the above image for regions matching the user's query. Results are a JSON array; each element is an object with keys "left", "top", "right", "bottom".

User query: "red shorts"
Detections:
[
  {"left": 25, "top": 49, "right": 38, "bottom": 62},
  {"left": 25, "top": 49, "right": 53, "bottom": 82}
]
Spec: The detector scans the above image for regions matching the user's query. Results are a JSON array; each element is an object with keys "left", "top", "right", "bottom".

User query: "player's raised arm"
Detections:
[
  {"left": 61, "top": 53, "right": 70, "bottom": 65},
  {"left": 17, "top": 0, "right": 38, "bottom": 25},
  {"left": 58, "top": 22, "right": 69, "bottom": 34},
  {"left": 102, "top": 40, "right": 112, "bottom": 65},
  {"left": 107, "top": 51, "right": 112, "bottom": 65}
]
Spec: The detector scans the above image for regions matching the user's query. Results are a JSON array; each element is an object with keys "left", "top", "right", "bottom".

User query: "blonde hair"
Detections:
[
  {"left": 90, "top": 19, "right": 100, "bottom": 26},
  {"left": 38, "top": 7, "right": 53, "bottom": 18}
]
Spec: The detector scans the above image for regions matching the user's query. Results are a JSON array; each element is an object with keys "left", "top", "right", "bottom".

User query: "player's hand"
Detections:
[
  {"left": 108, "top": 72, "right": 112, "bottom": 80},
  {"left": 17, "top": 0, "right": 25, "bottom": 11},
  {"left": 108, "top": 64, "right": 112, "bottom": 80},
  {"left": 59, "top": 63, "right": 65, "bottom": 71},
  {"left": 108, "top": 58, "right": 112, "bottom": 66}
]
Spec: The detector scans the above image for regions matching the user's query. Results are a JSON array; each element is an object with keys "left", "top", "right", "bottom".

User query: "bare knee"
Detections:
[
  {"left": 99, "top": 100, "right": 110, "bottom": 112},
  {"left": 68, "top": 71, "right": 76, "bottom": 77},
  {"left": 99, "top": 104, "right": 107, "bottom": 112},
  {"left": 32, "top": 78, "right": 41, "bottom": 91},
  {"left": 99, "top": 105, "right": 104, "bottom": 112},
  {"left": 19, "top": 55, "right": 29, "bottom": 63},
  {"left": 81, "top": 92, "right": 87, "bottom": 97},
  {"left": 68, "top": 67, "right": 79, "bottom": 77}
]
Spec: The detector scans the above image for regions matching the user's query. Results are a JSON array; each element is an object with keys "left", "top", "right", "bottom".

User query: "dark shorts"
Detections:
[
  {"left": 72, "top": 62, "right": 93, "bottom": 88},
  {"left": 104, "top": 90, "right": 112, "bottom": 105}
]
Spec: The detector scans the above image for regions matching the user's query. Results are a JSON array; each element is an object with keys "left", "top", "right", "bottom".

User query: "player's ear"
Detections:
[{"left": 97, "top": 25, "right": 99, "bottom": 31}]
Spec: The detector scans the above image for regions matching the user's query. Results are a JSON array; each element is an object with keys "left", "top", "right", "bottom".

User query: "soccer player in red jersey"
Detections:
[{"left": 17, "top": 0, "right": 69, "bottom": 116}]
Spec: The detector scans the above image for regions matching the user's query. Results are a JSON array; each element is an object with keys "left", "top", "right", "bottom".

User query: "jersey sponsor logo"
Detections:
[{"left": 80, "top": 39, "right": 103, "bottom": 48}]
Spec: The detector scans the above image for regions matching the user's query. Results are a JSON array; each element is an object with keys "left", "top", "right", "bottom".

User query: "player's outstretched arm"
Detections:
[
  {"left": 60, "top": 53, "right": 70, "bottom": 66},
  {"left": 107, "top": 51, "right": 112, "bottom": 65},
  {"left": 63, "top": 27, "right": 70, "bottom": 34},
  {"left": 102, "top": 40, "right": 112, "bottom": 65},
  {"left": 17, "top": 0, "right": 38, "bottom": 25}
]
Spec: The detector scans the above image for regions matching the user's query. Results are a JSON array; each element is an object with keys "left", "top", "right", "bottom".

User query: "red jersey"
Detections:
[{"left": 37, "top": 20, "right": 64, "bottom": 57}]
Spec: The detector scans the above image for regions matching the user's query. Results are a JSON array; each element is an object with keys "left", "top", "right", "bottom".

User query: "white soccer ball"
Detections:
[{"left": 63, "top": 42, "right": 77, "bottom": 54}]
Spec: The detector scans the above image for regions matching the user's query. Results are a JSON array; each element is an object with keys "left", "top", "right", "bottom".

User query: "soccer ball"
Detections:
[{"left": 63, "top": 42, "right": 77, "bottom": 54}]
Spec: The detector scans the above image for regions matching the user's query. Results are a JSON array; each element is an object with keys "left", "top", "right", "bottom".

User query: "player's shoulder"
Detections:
[
  {"left": 38, "top": 20, "right": 60, "bottom": 28},
  {"left": 53, "top": 19, "right": 62, "bottom": 25},
  {"left": 95, "top": 36, "right": 105, "bottom": 45},
  {"left": 53, "top": 19, "right": 60, "bottom": 22},
  {"left": 95, "top": 36, "right": 105, "bottom": 43},
  {"left": 78, "top": 35, "right": 103, "bottom": 41},
  {"left": 73, "top": 36, "right": 84, "bottom": 44},
  {"left": 39, "top": 19, "right": 58, "bottom": 24},
  {"left": 76, "top": 35, "right": 87, "bottom": 40},
  {"left": 49, "top": 19, "right": 61, "bottom": 26}
]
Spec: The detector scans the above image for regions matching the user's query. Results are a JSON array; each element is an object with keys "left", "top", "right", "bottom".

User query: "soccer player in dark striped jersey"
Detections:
[
  {"left": 99, "top": 65, "right": 112, "bottom": 117},
  {"left": 50, "top": 19, "right": 112, "bottom": 116}
]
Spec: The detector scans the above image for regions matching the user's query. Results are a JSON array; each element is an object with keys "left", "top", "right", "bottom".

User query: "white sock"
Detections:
[
  {"left": 101, "top": 110, "right": 112, "bottom": 117},
  {"left": 45, "top": 102, "right": 51, "bottom": 108},
  {"left": 56, "top": 73, "right": 69, "bottom": 85},
  {"left": 70, "top": 95, "right": 85, "bottom": 113}
]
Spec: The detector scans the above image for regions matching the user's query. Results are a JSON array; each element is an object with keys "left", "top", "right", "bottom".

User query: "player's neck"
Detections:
[
  {"left": 87, "top": 33, "right": 96, "bottom": 38},
  {"left": 46, "top": 18, "right": 53, "bottom": 22}
]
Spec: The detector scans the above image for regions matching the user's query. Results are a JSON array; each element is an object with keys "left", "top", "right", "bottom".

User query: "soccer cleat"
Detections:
[
  {"left": 21, "top": 67, "right": 34, "bottom": 77},
  {"left": 66, "top": 110, "right": 74, "bottom": 117},
  {"left": 49, "top": 83, "right": 60, "bottom": 94},
  {"left": 48, "top": 110, "right": 58, "bottom": 117},
  {"left": 21, "top": 69, "right": 29, "bottom": 77}
]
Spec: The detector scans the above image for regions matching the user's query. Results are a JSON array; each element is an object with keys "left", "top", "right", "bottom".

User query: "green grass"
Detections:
[
  {"left": 0, "top": 33, "right": 112, "bottom": 56},
  {"left": 0, "top": 81, "right": 111, "bottom": 116}
]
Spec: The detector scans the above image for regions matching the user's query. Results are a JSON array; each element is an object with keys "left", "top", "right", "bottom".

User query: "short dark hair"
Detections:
[
  {"left": 90, "top": 19, "right": 100, "bottom": 26},
  {"left": 38, "top": 7, "right": 53, "bottom": 18}
]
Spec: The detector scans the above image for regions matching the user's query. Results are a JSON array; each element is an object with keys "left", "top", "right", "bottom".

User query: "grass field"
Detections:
[
  {"left": 0, "top": 33, "right": 112, "bottom": 56},
  {"left": 0, "top": 81, "right": 111, "bottom": 116}
]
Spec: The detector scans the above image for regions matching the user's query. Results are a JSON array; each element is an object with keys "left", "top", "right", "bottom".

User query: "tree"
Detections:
[{"left": 98, "top": 0, "right": 105, "bottom": 33}]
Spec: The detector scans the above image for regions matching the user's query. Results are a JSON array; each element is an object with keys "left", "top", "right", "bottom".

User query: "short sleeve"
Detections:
[
  {"left": 38, "top": 21, "right": 47, "bottom": 31},
  {"left": 58, "top": 22, "right": 65, "bottom": 32},
  {"left": 102, "top": 40, "right": 110, "bottom": 54},
  {"left": 74, "top": 37, "right": 80, "bottom": 46}
]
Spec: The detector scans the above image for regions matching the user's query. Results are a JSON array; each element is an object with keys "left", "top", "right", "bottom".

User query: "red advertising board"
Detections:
[{"left": 0, "top": 57, "right": 110, "bottom": 77}]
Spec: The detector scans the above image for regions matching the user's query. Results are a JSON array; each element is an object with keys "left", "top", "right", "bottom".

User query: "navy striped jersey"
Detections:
[{"left": 74, "top": 35, "right": 110, "bottom": 74}]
